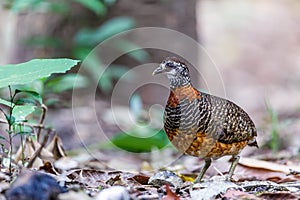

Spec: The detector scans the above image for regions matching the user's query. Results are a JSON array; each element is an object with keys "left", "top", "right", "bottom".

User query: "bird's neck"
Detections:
[
  {"left": 168, "top": 84, "right": 201, "bottom": 107},
  {"left": 168, "top": 75, "right": 191, "bottom": 90}
]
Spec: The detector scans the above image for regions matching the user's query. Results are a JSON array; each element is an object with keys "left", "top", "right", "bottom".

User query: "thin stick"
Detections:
[
  {"left": 37, "top": 104, "right": 47, "bottom": 142},
  {"left": 27, "top": 128, "right": 52, "bottom": 168}
]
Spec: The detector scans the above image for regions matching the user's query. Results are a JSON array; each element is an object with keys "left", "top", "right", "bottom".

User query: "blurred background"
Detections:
[{"left": 0, "top": 0, "right": 299, "bottom": 159}]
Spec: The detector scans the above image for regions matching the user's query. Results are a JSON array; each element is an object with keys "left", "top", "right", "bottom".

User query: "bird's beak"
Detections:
[{"left": 152, "top": 63, "right": 166, "bottom": 76}]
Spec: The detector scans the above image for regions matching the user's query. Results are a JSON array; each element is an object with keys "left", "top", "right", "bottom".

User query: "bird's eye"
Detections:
[
  {"left": 165, "top": 61, "right": 178, "bottom": 68},
  {"left": 165, "top": 62, "right": 175, "bottom": 68}
]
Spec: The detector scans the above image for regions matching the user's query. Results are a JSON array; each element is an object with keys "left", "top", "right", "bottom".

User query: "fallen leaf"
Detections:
[
  {"left": 132, "top": 174, "right": 150, "bottom": 185},
  {"left": 190, "top": 177, "right": 239, "bottom": 200},
  {"left": 67, "top": 169, "right": 106, "bottom": 188},
  {"left": 162, "top": 184, "right": 180, "bottom": 200},
  {"left": 222, "top": 189, "right": 259, "bottom": 200},
  {"left": 39, "top": 161, "right": 59, "bottom": 175},
  {"left": 239, "top": 157, "right": 300, "bottom": 174},
  {"left": 258, "top": 192, "right": 300, "bottom": 200},
  {"left": 46, "top": 134, "right": 67, "bottom": 159},
  {"left": 54, "top": 157, "right": 78, "bottom": 171}
]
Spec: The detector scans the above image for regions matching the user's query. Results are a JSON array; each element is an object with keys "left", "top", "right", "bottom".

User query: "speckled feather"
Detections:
[
  {"left": 164, "top": 85, "right": 257, "bottom": 159},
  {"left": 153, "top": 57, "right": 258, "bottom": 161}
]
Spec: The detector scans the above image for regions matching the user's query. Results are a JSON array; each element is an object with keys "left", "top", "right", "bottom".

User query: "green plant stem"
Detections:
[
  {"left": 265, "top": 99, "right": 280, "bottom": 153},
  {"left": 0, "top": 119, "right": 44, "bottom": 129},
  {"left": 19, "top": 125, "right": 25, "bottom": 166},
  {"left": 8, "top": 85, "right": 13, "bottom": 173},
  {"left": 37, "top": 104, "right": 47, "bottom": 142}
]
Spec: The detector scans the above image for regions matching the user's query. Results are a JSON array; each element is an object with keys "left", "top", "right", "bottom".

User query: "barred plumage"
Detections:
[{"left": 153, "top": 57, "right": 258, "bottom": 182}]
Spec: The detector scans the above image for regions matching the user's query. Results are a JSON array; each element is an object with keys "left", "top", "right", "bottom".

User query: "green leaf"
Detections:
[
  {"left": 7, "top": 0, "right": 69, "bottom": 13},
  {"left": 0, "top": 58, "right": 80, "bottom": 89},
  {"left": 45, "top": 74, "right": 89, "bottom": 93},
  {"left": 23, "top": 36, "right": 62, "bottom": 48},
  {"left": 0, "top": 98, "right": 12, "bottom": 107},
  {"left": 73, "top": 0, "right": 106, "bottom": 15},
  {"left": 15, "top": 98, "right": 37, "bottom": 106},
  {"left": 116, "top": 40, "right": 149, "bottom": 63},
  {"left": 14, "top": 131, "right": 34, "bottom": 136},
  {"left": 74, "top": 17, "right": 135, "bottom": 46},
  {"left": 11, "top": 80, "right": 44, "bottom": 95},
  {"left": 0, "top": 135, "right": 6, "bottom": 140},
  {"left": 15, "top": 89, "right": 42, "bottom": 105},
  {"left": 4, "top": 113, "right": 15, "bottom": 126},
  {"left": 9, "top": 0, "right": 44, "bottom": 12},
  {"left": 103, "top": 0, "right": 116, "bottom": 6},
  {"left": 12, "top": 105, "right": 36, "bottom": 122},
  {"left": 109, "top": 130, "right": 170, "bottom": 153}
]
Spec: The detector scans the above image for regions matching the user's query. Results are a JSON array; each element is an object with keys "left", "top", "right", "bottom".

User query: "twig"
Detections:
[
  {"left": 27, "top": 128, "right": 52, "bottom": 168},
  {"left": 37, "top": 104, "right": 47, "bottom": 142},
  {"left": 0, "top": 119, "right": 45, "bottom": 129},
  {"left": 288, "top": 169, "right": 300, "bottom": 176}
]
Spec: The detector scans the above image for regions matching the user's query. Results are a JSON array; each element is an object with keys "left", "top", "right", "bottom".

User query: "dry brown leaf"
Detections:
[
  {"left": 131, "top": 174, "right": 150, "bottom": 185},
  {"left": 14, "top": 139, "right": 35, "bottom": 163},
  {"left": 239, "top": 157, "right": 300, "bottom": 174},
  {"left": 162, "top": 184, "right": 180, "bottom": 200},
  {"left": 258, "top": 192, "right": 300, "bottom": 200},
  {"left": 14, "top": 139, "right": 44, "bottom": 168},
  {"left": 39, "top": 161, "right": 60, "bottom": 175},
  {"left": 222, "top": 189, "right": 259, "bottom": 200},
  {"left": 67, "top": 169, "right": 106, "bottom": 187},
  {"left": 236, "top": 166, "right": 300, "bottom": 183},
  {"left": 46, "top": 134, "right": 67, "bottom": 159},
  {"left": 54, "top": 157, "right": 78, "bottom": 171},
  {"left": 66, "top": 169, "right": 137, "bottom": 189},
  {"left": 31, "top": 139, "right": 54, "bottom": 159}
]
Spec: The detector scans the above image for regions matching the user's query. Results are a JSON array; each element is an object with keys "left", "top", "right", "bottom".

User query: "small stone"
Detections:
[{"left": 148, "top": 171, "right": 183, "bottom": 188}]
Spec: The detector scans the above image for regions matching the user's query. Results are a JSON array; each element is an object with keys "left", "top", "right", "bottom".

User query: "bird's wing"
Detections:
[{"left": 201, "top": 93, "right": 256, "bottom": 144}]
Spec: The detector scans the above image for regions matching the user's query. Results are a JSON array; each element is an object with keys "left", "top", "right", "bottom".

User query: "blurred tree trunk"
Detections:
[
  {"left": 107, "top": 0, "right": 199, "bottom": 106},
  {"left": 1, "top": 0, "right": 200, "bottom": 106},
  {"left": 108, "top": 0, "right": 197, "bottom": 38}
]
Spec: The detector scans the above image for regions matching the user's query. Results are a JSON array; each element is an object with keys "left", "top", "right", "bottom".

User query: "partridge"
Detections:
[{"left": 153, "top": 57, "right": 258, "bottom": 182}]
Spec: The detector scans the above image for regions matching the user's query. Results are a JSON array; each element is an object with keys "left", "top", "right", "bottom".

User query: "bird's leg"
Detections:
[
  {"left": 194, "top": 158, "right": 211, "bottom": 183},
  {"left": 227, "top": 155, "right": 240, "bottom": 181}
]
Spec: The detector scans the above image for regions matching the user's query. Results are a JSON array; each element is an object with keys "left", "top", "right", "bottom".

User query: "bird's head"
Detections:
[{"left": 153, "top": 57, "right": 191, "bottom": 88}]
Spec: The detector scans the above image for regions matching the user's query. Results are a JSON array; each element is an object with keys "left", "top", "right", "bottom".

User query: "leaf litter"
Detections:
[{"left": 1, "top": 133, "right": 300, "bottom": 199}]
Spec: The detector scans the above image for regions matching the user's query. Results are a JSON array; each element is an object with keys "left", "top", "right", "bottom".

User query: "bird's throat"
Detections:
[
  {"left": 168, "top": 85, "right": 201, "bottom": 108},
  {"left": 169, "top": 76, "right": 191, "bottom": 89}
]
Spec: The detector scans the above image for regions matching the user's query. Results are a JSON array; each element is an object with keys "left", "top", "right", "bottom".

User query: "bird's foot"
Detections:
[
  {"left": 225, "top": 175, "right": 233, "bottom": 182},
  {"left": 225, "top": 174, "right": 238, "bottom": 182},
  {"left": 194, "top": 177, "right": 204, "bottom": 184}
]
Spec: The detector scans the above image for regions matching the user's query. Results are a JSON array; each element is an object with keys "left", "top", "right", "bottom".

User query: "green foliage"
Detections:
[
  {"left": 0, "top": 98, "right": 11, "bottom": 107},
  {"left": 4, "top": 0, "right": 110, "bottom": 14},
  {"left": 4, "top": 0, "right": 149, "bottom": 94},
  {"left": 109, "top": 129, "right": 170, "bottom": 153},
  {"left": 73, "top": 16, "right": 150, "bottom": 93},
  {"left": 265, "top": 100, "right": 280, "bottom": 153},
  {"left": 23, "top": 36, "right": 62, "bottom": 48},
  {"left": 45, "top": 73, "right": 89, "bottom": 93},
  {"left": 0, "top": 58, "right": 79, "bottom": 171},
  {"left": 74, "top": 17, "right": 135, "bottom": 47},
  {"left": 0, "top": 59, "right": 79, "bottom": 89},
  {"left": 12, "top": 105, "right": 36, "bottom": 122},
  {"left": 73, "top": 0, "right": 107, "bottom": 16}
]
